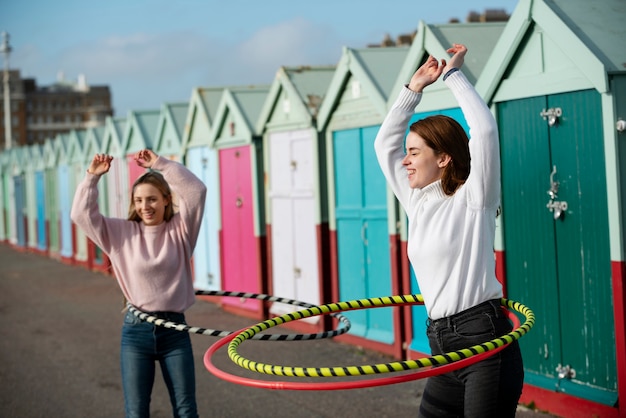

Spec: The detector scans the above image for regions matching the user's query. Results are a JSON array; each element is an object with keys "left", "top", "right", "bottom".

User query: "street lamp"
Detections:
[{"left": 1, "top": 31, "right": 12, "bottom": 150}]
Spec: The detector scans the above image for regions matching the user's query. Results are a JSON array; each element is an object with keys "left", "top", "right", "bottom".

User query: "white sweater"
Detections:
[{"left": 374, "top": 71, "right": 502, "bottom": 320}]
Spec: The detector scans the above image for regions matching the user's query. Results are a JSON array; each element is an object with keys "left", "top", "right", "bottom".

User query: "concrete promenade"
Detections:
[{"left": 0, "top": 243, "right": 555, "bottom": 417}]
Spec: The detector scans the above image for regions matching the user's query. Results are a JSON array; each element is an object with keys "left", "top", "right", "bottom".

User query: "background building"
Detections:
[{"left": 0, "top": 70, "right": 113, "bottom": 148}]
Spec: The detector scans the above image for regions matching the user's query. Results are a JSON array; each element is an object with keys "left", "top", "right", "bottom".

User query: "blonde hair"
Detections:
[{"left": 127, "top": 171, "right": 174, "bottom": 222}]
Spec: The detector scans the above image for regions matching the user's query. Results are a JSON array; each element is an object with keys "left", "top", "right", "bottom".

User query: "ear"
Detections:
[{"left": 438, "top": 153, "right": 452, "bottom": 168}]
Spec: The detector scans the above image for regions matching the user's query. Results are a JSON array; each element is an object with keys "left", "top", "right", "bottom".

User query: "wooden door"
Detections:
[
  {"left": 219, "top": 146, "right": 260, "bottom": 312},
  {"left": 268, "top": 130, "right": 320, "bottom": 320},
  {"left": 36, "top": 171, "right": 47, "bottom": 251},
  {"left": 334, "top": 126, "right": 394, "bottom": 343},
  {"left": 58, "top": 165, "right": 73, "bottom": 259},
  {"left": 499, "top": 90, "right": 616, "bottom": 405},
  {"left": 187, "top": 146, "right": 221, "bottom": 291}
]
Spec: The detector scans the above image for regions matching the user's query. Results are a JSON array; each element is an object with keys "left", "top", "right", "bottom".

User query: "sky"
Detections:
[{"left": 2, "top": 0, "right": 519, "bottom": 117}]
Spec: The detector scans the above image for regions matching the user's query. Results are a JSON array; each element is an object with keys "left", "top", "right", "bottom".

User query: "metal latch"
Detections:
[
  {"left": 546, "top": 165, "right": 567, "bottom": 220},
  {"left": 556, "top": 364, "right": 576, "bottom": 379},
  {"left": 540, "top": 107, "right": 562, "bottom": 126}
]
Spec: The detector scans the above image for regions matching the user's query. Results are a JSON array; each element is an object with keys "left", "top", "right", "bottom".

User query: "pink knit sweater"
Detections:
[{"left": 71, "top": 157, "right": 207, "bottom": 313}]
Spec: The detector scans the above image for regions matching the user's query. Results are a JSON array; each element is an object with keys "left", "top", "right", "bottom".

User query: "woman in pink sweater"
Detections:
[{"left": 71, "top": 149, "right": 206, "bottom": 418}]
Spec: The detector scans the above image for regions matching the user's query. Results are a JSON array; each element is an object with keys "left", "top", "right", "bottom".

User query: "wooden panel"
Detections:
[{"left": 219, "top": 146, "right": 260, "bottom": 311}]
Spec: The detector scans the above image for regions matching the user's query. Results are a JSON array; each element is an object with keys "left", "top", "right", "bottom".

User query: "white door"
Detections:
[{"left": 268, "top": 130, "right": 320, "bottom": 322}]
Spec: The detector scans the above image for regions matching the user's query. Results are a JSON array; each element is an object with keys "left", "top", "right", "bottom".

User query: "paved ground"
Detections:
[{"left": 0, "top": 243, "right": 557, "bottom": 417}]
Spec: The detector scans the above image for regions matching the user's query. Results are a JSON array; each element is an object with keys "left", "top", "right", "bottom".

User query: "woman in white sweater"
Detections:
[{"left": 374, "top": 44, "right": 523, "bottom": 417}]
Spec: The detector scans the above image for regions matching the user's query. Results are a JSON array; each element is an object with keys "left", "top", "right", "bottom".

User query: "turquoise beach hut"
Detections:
[
  {"left": 56, "top": 133, "right": 74, "bottom": 263},
  {"left": 25, "top": 143, "right": 45, "bottom": 253},
  {"left": 316, "top": 46, "right": 409, "bottom": 358}
]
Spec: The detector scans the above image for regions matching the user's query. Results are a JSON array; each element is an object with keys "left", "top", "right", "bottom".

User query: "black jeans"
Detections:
[{"left": 418, "top": 299, "right": 524, "bottom": 418}]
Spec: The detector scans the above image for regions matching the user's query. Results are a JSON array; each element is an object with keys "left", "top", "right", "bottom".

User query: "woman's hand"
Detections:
[
  {"left": 134, "top": 149, "right": 158, "bottom": 169},
  {"left": 443, "top": 43, "right": 467, "bottom": 74},
  {"left": 408, "top": 55, "right": 445, "bottom": 93},
  {"left": 87, "top": 154, "right": 114, "bottom": 176}
]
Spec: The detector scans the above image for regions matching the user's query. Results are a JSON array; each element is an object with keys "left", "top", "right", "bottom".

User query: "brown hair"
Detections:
[
  {"left": 127, "top": 171, "right": 174, "bottom": 222},
  {"left": 409, "top": 115, "right": 470, "bottom": 195}
]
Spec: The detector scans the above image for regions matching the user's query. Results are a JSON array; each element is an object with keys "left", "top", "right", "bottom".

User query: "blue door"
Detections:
[
  {"left": 186, "top": 146, "right": 221, "bottom": 291},
  {"left": 334, "top": 126, "right": 393, "bottom": 343},
  {"left": 13, "top": 175, "right": 26, "bottom": 248},
  {"left": 35, "top": 171, "right": 47, "bottom": 251},
  {"left": 58, "top": 165, "right": 73, "bottom": 260}
]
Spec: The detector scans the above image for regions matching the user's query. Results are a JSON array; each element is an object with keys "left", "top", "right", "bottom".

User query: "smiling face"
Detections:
[
  {"left": 402, "top": 132, "right": 450, "bottom": 189},
  {"left": 132, "top": 183, "right": 169, "bottom": 226}
]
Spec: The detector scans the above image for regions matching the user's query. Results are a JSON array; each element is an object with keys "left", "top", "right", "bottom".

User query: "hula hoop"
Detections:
[
  {"left": 226, "top": 296, "right": 533, "bottom": 377},
  {"left": 203, "top": 295, "right": 533, "bottom": 390},
  {"left": 128, "top": 290, "right": 351, "bottom": 341}
]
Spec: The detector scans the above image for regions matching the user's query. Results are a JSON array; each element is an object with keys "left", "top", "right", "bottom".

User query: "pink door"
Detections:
[
  {"left": 126, "top": 155, "right": 145, "bottom": 192},
  {"left": 219, "top": 146, "right": 261, "bottom": 312}
]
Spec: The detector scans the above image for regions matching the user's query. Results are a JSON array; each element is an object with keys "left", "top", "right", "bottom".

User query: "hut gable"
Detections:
[
  {"left": 318, "top": 46, "right": 409, "bottom": 130},
  {"left": 210, "top": 85, "right": 270, "bottom": 148},
  {"left": 182, "top": 87, "right": 225, "bottom": 150},
  {"left": 477, "top": 0, "right": 626, "bottom": 103},
  {"left": 390, "top": 20, "right": 505, "bottom": 111},
  {"left": 256, "top": 66, "right": 335, "bottom": 133},
  {"left": 122, "top": 109, "right": 160, "bottom": 154},
  {"left": 153, "top": 102, "right": 189, "bottom": 158},
  {"left": 101, "top": 116, "right": 127, "bottom": 157}
]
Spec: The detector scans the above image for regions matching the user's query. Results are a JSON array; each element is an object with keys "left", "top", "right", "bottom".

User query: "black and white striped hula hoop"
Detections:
[{"left": 128, "top": 290, "right": 351, "bottom": 341}]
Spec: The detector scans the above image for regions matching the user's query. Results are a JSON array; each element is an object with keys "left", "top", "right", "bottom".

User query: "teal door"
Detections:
[
  {"left": 499, "top": 90, "right": 616, "bottom": 405},
  {"left": 334, "top": 126, "right": 393, "bottom": 343}
]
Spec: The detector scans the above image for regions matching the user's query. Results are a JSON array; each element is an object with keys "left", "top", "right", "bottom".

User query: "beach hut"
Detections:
[
  {"left": 100, "top": 116, "right": 127, "bottom": 220},
  {"left": 256, "top": 66, "right": 335, "bottom": 330},
  {"left": 316, "top": 46, "right": 409, "bottom": 357},
  {"left": 210, "top": 85, "right": 270, "bottom": 319},
  {"left": 181, "top": 87, "right": 224, "bottom": 291},
  {"left": 56, "top": 133, "right": 73, "bottom": 263},
  {"left": 390, "top": 21, "right": 506, "bottom": 358},
  {"left": 80, "top": 125, "right": 109, "bottom": 272},
  {"left": 43, "top": 135, "right": 65, "bottom": 259},
  {"left": 121, "top": 109, "right": 160, "bottom": 193},
  {"left": 1, "top": 148, "right": 18, "bottom": 246},
  {"left": 474, "top": 0, "right": 626, "bottom": 415},
  {"left": 8, "top": 147, "right": 28, "bottom": 249},
  {"left": 33, "top": 142, "right": 48, "bottom": 254},
  {"left": 67, "top": 129, "right": 88, "bottom": 267},
  {"left": 154, "top": 102, "right": 188, "bottom": 162},
  {"left": 24, "top": 143, "right": 45, "bottom": 253},
  {"left": 0, "top": 151, "right": 6, "bottom": 242}
]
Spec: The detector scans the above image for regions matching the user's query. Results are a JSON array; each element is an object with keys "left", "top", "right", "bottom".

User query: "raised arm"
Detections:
[
  {"left": 443, "top": 45, "right": 500, "bottom": 209},
  {"left": 144, "top": 151, "right": 207, "bottom": 250}
]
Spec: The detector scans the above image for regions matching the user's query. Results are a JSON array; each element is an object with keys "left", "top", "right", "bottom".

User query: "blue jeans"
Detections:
[
  {"left": 418, "top": 299, "right": 524, "bottom": 418},
  {"left": 121, "top": 310, "right": 198, "bottom": 418}
]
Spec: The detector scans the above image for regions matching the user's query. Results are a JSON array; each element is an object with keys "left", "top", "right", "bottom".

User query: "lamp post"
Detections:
[{"left": 1, "top": 31, "right": 12, "bottom": 150}]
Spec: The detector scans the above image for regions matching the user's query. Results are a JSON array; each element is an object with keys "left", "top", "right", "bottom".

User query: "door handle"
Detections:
[{"left": 546, "top": 165, "right": 567, "bottom": 220}]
